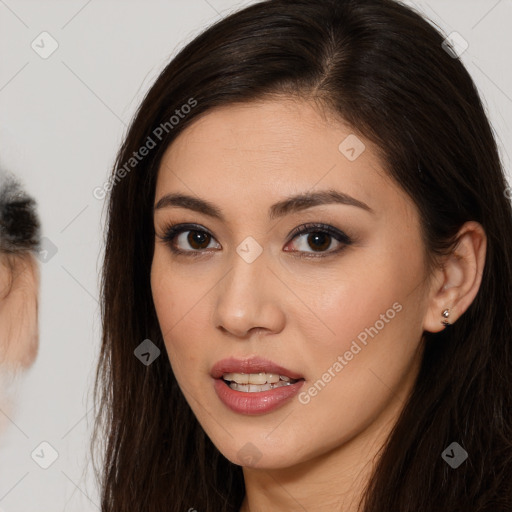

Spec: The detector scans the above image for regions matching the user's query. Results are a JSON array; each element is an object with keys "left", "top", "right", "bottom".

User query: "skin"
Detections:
[
  {"left": 150, "top": 97, "right": 486, "bottom": 511},
  {"left": 0, "top": 253, "right": 39, "bottom": 433},
  {"left": 0, "top": 253, "right": 39, "bottom": 368}
]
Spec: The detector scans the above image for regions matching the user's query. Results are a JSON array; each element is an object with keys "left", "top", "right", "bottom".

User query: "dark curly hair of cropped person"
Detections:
[{"left": 0, "top": 171, "right": 40, "bottom": 256}]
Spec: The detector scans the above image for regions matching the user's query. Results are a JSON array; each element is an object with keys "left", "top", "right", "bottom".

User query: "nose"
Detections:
[{"left": 213, "top": 250, "right": 286, "bottom": 339}]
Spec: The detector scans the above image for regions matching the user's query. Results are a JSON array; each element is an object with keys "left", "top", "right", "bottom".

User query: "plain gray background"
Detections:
[{"left": 0, "top": 0, "right": 510, "bottom": 510}]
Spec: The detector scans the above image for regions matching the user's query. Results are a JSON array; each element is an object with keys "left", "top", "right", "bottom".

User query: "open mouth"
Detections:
[
  {"left": 213, "top": 361, "right": 307, "bottom": 414},
  {"left": 222, "top": 372, "right": 303, "bottom": 393}
]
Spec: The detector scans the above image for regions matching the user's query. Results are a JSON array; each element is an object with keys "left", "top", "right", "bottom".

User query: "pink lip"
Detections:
[{"left": 211, "top": 356, "right": 305, "bottom": 415}]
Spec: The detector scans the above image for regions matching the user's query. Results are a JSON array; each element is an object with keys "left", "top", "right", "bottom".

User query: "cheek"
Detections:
[
  {"left": 150, "top": 253, "right": 209, "bottom": 372},
  {"left": 292, "top": 243, "right": 426, "bottom": 401},
  {"left": 0, "top": 259, "right": 39, "bottom": 369},
  {"left": 295, "top": 251, "right": 424, "bottom": 416},
  {"left": 289, "top": 251, "right": 418, "bottom": 358}
]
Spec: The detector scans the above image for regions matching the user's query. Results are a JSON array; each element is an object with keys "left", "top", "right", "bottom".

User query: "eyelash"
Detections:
[{"left": 158, "top": 222, "right": 353, "bottom": 259}]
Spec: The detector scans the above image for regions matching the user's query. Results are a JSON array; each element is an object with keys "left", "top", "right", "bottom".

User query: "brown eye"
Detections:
[
  {"left": 305, "top": 232, "right": 332, "bottom": 252},
  {"left": 160, "top": 223, "right": 221, "bottom": 256},
  {"left": 187, "top": 230, "right": 211, "bottom": 250},
  {"left": 284, "top": 222, "right": 352, "bottom": 256}
]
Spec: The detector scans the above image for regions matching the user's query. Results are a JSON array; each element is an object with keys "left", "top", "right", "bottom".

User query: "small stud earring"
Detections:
[{"left": 441, "top": 308, "right": 451, "bottom": 326}]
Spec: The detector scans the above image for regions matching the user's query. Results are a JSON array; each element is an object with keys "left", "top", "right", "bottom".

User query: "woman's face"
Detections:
[{"left": 151, "top": 97, "right": 433, "bottom": 469}]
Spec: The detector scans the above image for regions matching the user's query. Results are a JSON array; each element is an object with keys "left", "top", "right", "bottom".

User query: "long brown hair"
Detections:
[{"left": 93, "top": 1, "right": 512, "bottom": 510}]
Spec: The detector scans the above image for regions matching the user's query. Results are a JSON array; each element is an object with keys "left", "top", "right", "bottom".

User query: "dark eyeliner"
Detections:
[
  {"left": 158, "top": 223, "right": 215, "bottom": 257},
  {"left": 286, "top": 222, "right": 353, "bottom": 257},
  {"left": 287, "top": 222, "right": 352, "bottom": 244},
  {"left": 158, "top": 221, "right": 353, "bottom": 257}
]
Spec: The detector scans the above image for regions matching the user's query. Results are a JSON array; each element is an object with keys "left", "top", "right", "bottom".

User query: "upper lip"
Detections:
[{"left": 211, "top": 356, "right": 304, "bottom": 380}]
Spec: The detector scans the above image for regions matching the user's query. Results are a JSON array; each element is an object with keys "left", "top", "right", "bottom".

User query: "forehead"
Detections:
[{"left": 155, "top": 98, "right": 408, "bottom": 220}]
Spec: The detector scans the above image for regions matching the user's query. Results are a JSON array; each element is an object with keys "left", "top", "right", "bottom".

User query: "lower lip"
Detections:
[{"left": 213, "top": 378, "right": 305, "bottom": 415}]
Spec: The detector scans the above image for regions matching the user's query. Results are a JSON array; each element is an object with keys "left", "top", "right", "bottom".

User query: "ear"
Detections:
[
  {"left": 423, "top": 221, "right": 487, "bottom": 333},
  {"left": 0, "top": 253, "right": 39, "bottom": 369}
]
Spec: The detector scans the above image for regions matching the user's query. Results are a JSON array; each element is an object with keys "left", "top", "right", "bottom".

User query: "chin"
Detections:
[{"left": 208, "top": 425, "right": 307, "bottom": 469}]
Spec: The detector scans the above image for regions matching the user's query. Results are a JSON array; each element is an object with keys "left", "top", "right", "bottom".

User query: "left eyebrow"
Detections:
[
  {"left": 153, "top": 188, "right": 374, "bottom": 221},
  {"left": 268, "top": 189, "right": 374, "bottom": 220}
]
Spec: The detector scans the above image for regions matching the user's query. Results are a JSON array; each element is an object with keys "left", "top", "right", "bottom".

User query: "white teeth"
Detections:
[
  {"left": 222, "top": 372, "right": 297, "bottom": 386},
  {"left": 224, "top": 372, "right": 250, "bottom": 384},
  {"left": 228, "top": 381, "right": 294, "bottom": 392},
  {"left": 249, "top": 373, "right": 269, "bottom": 385}
]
